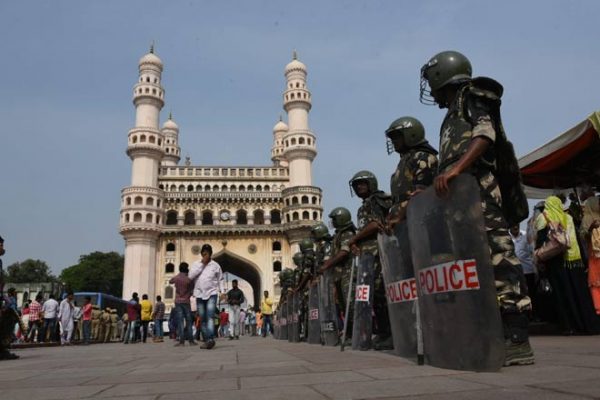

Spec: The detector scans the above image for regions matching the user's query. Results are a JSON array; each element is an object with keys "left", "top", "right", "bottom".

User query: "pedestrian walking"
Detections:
[
  {"left": 41, "top": 294, "right": 59, "bottom": 342},
  {"left": 189, "top": 244, "right": 223, "bottom": 350},
  {"left": 58, "top": 291, "right": 75, "bottom": 345},
  {"left": 27, "top": 294, "right": 43, "bottom": 343},
  {"left": 226, "top": 280, "right": 245, "bottom": 340},
  {"left": 81, "top": 296, "right": 92, "bottom": 344},
  {"left": 261, "top": 291, "right": 273, "bottom": 337},
  {"left": 239, "top": 308, "right": 246, "bottom": 336},
  {"left": 152, "top": 295, "right": 165, "bottom": 342},
  {"left": 124, "top": 292, "right": 141, "bottom": 344},
  {"left": 140, "top": 294, "right": 153, "bottom": 343},
  {"left": 169, "top": 262, "right": 196, "bottom": 346}
]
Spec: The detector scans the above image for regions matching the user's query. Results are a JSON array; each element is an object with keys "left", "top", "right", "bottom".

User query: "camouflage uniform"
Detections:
[
  {"left": 331, "top": 227, "right": 356, "bottom": 335},
  {"left": 356, "top": 192, "right": 393, "bottom": 338},
  {"left": 439, "top": 83, "right": 531, "bottom": 342},
  {"left": 391, "top": 148, "right": 438, "bottom": 209}
]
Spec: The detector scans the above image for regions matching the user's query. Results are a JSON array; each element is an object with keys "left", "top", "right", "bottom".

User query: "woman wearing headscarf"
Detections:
[
  {"left": 535, "top": 196, "right": 600, "bottom": 334},
  {"left": 581, "top": 196, "right": 600, "bottom": 315}
]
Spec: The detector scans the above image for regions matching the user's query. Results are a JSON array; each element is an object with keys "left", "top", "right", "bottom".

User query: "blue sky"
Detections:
[{"left": 1, "top": 1, "right": 599, "bottom": 274}]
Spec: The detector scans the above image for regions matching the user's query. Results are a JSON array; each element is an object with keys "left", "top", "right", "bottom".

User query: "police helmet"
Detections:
[
  {"left": 385, "top": 116, "right": 426, "bottom": 153},
  {"left": 420, "top": 51, "right": 472, "bottom": 105},
  {"left": 328, "top": 207, "right": 353, "bottom": 230},
  {"left": 349, "top": 170, "right": 378, "bottom": 196}
]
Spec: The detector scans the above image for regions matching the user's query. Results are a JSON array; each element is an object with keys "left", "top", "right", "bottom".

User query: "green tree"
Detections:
[
  {"left": 5, "top": 259, "right": 56, "bottom": 283},
  {"left": 59, "top": 252, "right": 124, "bottom": 297}
]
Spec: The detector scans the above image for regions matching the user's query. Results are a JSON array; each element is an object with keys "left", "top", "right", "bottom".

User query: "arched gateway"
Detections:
[{"left": 214, "top": 250, "right": 262, "bottom": 307}]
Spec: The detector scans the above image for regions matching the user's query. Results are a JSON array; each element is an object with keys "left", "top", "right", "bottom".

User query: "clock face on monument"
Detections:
[{"left": 220, "top": 211, "right": 230, "bottom": 221}]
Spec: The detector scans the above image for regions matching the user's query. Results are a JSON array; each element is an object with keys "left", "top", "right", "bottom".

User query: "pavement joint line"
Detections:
[
  {"left": 527, "top": 382, "right": 599, "bottom": 399},
  {"left": 307, "top": 383, "right": 335, "bottom": 400},
  {"left": 89, "top": 383, "right": 117, "bottom": 398},
  {"left": 237, "top": 376, "right": 242, "bottom": 390}
]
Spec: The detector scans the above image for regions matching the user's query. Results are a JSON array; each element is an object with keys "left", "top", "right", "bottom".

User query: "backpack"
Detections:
[{"left": 466, "top": 77, "right": 529, "bottom": 225}]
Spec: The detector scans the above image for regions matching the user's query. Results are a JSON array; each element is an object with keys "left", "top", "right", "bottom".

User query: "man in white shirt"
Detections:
[
  {"left": 58, "top": 291, "right": 75, "bottom": 345},
  {"left": 510, "top": 225, "right": 537, "bottom": 317},
  {"left": 41, "top": 294, "right": 60, "bottom": 342},
  {"left": 189, "top": 244, "right": 223, "bottom": 350}
]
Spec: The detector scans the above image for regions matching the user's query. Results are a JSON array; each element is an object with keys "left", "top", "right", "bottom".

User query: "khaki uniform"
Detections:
[
  {"left": 110, "top": 310, "right": 118, "bottom": 341},
  {"left": 101, "top": 309, "right": 111, "bottom": 342},
  {"left": 91, "top": 307, "right": 101, "bottom": 340}
]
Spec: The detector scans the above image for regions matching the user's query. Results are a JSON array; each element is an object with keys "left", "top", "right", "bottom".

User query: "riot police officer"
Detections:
[
  {"left": 384, "top": 117, "right": 438, "bottom": 229},
  {"left": 420, "top": 50, "right": 533, "bottom": 366},
  {"left": 311, "top": 222, "right": 332, "bottom": 268},
  {"left": 295, "top": 238, "right": 315, "bottom": 340},
  {"left": 311, "top": 222, "right": 337, "bottom": 345},
  {"left": 319, "top": 207, "right": 356, "bottom": 342},
  {"left": 347, "top": 171, "right": 393, "bottom": 350}
]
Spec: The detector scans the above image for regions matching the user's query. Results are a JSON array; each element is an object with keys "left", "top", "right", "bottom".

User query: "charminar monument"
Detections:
[{"left": 119, "top": 46, "right": 323, "bottom": 308}]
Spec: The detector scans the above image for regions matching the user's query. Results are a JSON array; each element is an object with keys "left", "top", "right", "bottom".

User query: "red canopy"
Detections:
[{"left": 518, "top": 112, "right": 600, "bottom": 199}]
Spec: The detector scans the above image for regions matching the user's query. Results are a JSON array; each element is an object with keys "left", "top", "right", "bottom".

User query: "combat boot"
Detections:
[{"left": 503, "top": 340, "right": 535, "bottom": 367}]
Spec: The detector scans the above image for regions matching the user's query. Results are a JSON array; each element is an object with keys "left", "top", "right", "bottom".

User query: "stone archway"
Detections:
[{"left": 213, "top": 250, "right": 262, "bottom": 307}]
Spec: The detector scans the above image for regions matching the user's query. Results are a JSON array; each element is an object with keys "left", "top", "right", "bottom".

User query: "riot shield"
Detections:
[
  {"left": 407, "top": 173, "right": 504, "bottom": 371},
  {"left": 352, "top": 252, "right": 375, "bottom": 351},
  {"left": 273, "top": 311, "right": 280, "bottom": 340},
  {"left": 319, "top": 270, "right": 338, "bottom": 346},
  {"left": 307, "top": 280, "right": 321, "bottom": 344},
  {"left": 291, "top": 292, "right": 301, "bottom": 342},
  {"left": 378, "top": 222, "right": 418, "bottom": 359},
  {"left": 287, "top": 292, "right": 294, "bottom": 342},
  {"left": 279, "top": 301, "right": 288, "bottom": 340}
]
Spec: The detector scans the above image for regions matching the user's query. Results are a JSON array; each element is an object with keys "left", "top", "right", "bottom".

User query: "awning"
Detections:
[{"left": 518, "top": 111, "right": 600, "bottom": 199}]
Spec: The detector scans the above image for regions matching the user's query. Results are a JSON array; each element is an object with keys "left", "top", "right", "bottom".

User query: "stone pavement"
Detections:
[{"left": 1, "top": 335, "right": 599, "bottom": 400}]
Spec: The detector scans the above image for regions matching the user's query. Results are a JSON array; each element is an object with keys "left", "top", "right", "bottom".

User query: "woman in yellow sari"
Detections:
[{"left": 535, "top": 196, "right": 600, "bottom": 334}]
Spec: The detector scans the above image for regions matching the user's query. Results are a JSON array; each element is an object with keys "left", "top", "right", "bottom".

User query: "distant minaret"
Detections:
[
  {"left": 120, "top": 46, "right": 166, "bottom": 299},
  {"left": 271, "top": 115, "right": 288, "bottom": 167},
  {"left": 280, "top": 52, "right": 322, "bottom": 250},
  {"left": 161, "top": 112, "right": 181, "bottom": 166}
]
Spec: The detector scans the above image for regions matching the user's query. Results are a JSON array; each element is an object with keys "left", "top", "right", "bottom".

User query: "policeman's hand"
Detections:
[
  {"left": 590, "top": 220, "right": 600, "bottom": 231},
  {"left": 434, "top": 169, "right": 459, "bottom": 196},
  {"left": 350, "top": 243, "right": 360, "bottom": 256}
]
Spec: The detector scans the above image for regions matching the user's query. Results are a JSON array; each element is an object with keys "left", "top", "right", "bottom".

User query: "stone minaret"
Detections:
[
  {"left": 120, "top": 46, "right": 166, "bottom": 299},
  {"left": 271, "top": 116, "right": 288, "bottom": 167},
  {"left": 281, "top": 52, "right": 323, "bottom": 251},
  {"left": 161, "top": 113, "right": 181, "bottom": 166}
]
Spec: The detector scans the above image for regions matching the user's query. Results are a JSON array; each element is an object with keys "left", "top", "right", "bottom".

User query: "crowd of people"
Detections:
[
  {"left": 3, "top": 289, "right": 123, "bottom": 346},
  {"left": 514, "top": 188, "right": 600, "bottom": 335}
]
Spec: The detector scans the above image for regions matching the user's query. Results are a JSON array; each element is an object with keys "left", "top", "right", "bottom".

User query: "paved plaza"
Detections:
[{"left": 1, "top": 335, "right": 599, "bottom": 400}]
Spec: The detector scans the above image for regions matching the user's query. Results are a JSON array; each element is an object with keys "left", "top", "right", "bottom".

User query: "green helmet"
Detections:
[
  {"left": 292, "top": 252, "right": 304, "bottom": 267},
  {"left": 349, "top": 170, "right": 378, "bottom": 196},
  {"left": 420, "top": 51, "right": 472, "bottom": 105},
  {"left": 299, "top": 238, "right": 314, "bottom": 252},
  {"left": 311, "top": 222, "right": 330, "bottom": 240},
  {"left": 328, "top": 207, "right": 353, "bottom": 230},
  {"left": 278, "top": 268, "right": 295, "bottom": 289},
  {"left": 385, "top": 116, "right": 426, "bottom": 153}
]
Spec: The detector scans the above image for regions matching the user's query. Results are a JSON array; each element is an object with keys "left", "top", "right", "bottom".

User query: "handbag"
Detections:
[{"left": 534, "top": 212, "right": 570, "bottom": 262}]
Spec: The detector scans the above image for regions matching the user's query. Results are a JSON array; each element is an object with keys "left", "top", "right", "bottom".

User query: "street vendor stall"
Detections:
[{"left": 518, "top": 112, "right": 600, "bottom": 199}]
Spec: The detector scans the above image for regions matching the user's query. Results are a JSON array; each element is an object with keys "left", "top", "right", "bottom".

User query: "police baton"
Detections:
[{"left": 341, "top": 255, "right": 358, "bottom": 352}]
